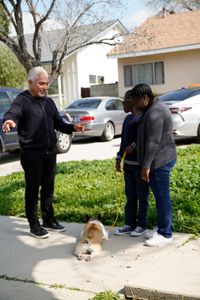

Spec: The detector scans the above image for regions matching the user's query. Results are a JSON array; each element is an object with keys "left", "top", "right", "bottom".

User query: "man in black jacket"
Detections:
[{"left": 2, "top": 66, "right": 85, "bottom": 239}]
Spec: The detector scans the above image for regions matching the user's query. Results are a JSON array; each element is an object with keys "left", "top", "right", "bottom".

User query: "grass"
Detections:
[{"left": 0, "top": 145, "right": 199, "bottom": 234}]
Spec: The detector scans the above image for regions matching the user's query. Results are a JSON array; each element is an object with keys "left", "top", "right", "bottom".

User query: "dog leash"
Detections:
[{"left": 111, "top": 152, "right": 126, "bottom": 227}]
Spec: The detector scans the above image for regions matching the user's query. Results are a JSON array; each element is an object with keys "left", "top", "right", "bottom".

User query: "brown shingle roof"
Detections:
[{"left": 109, "top": 10, "right": 200, "bottom": 57}]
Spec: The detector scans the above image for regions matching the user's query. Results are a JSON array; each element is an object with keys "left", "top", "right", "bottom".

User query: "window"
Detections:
[
  {"left": 89, "top": 75, "right": 104, "bottom": 84},
  {"left": 89, "top": 75, "right": 96, "bottom": 84},
  {"left": 105, "top": 99, "right": 123, "bottom": 111},
  {"left": 159, "top": 88, "right": 200, "bottom": 102},
  {"left": 124, "top": 61, "right": 164, "bottom": 87},
  {"left": 124, "top": 65, "right": 132, "bottom": 87},
  {"left": 8, "top": 91, "right": 20, "bottom": 101},
  {"left": 97, "top": 76, "right": 104, "bottom": 84},
  {"left": 155, "top": 62, "right": 164, "bottom": 84},
  {"left": 114, "top": 99, "right": 123, "bottom": 110},
  {"left": 65, "top": 98, "right": 102, "bottom": 109},
  {"left": 0, "top": 92, "right": 12, "bottom": 114}
]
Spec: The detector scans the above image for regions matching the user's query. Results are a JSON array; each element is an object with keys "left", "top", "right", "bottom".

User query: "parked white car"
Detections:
[{"left": 159, "top": 88, "right": 200, "bottom": 142}]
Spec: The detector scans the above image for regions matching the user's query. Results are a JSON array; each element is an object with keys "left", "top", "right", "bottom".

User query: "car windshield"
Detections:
[
  {"left": 159, "top": 89, "right": 200, "bottom": 102},
  {"left": 65, "top": 99, "right": 102, "bottom": 109}
]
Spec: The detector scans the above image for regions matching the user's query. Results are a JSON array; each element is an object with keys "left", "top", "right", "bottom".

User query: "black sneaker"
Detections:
[
  {"left": 30, "top": 225, "right": 50, "bottom": 239},
  {"left": 42, "top": 219, "right": 66, "bottom": 232}
]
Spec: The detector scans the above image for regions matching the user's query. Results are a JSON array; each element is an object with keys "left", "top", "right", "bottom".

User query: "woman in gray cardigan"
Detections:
[{"left": 127, "top": 83, "right": 176, "bottom": 247}]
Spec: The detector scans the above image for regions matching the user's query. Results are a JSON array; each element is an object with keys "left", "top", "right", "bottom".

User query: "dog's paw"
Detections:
[
  {"left": 85, "top": 255, "right": 92, "bottom": 262},
  {"left": 77, "top": 255, "right": 84, "bottom": 260},
  {"left": 77, "top": 254, "right": 88, "bottom": 261}
]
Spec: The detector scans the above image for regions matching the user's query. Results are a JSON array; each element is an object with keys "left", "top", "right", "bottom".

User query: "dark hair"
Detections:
[
  {"left": 124, "top": 89, "right": 133, "bottom": 101},
  {"left": 126, "top": 83, "right": 155, "bottom": 106}
]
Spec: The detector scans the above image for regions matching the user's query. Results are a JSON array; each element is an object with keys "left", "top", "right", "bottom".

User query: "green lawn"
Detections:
[{"left": 0, "top": 145, "right": 199, "bottom": 234}]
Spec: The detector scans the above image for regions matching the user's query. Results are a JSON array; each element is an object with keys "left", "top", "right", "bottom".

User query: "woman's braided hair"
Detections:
[{"left": 125, "top": 83, "right": 155, "bottom": 107}]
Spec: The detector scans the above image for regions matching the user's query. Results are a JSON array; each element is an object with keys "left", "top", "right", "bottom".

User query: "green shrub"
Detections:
[{"left": 89, "top": 291, "right": 124, "bottom": 300}]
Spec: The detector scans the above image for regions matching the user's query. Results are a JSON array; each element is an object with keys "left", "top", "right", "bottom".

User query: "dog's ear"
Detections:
[{"left": 86, "top": 217, "right": 93, "bottom": 224}]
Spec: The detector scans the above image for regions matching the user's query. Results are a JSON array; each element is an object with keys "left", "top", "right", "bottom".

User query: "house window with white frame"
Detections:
[
  {"left": 89, "top": 74, "right": 104, "bottom": 84},
  {"left": 124, "top": 61, "right": 164, "bottom": 87}
]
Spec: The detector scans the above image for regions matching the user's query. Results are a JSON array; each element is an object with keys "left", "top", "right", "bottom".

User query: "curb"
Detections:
[{"left": 124, "top": 285, "right": 200, "bottom": 300}]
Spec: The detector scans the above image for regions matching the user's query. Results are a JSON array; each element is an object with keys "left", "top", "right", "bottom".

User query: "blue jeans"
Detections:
[
  {"left": 123, "top": 164, "right": 149, "bottom": 229},
  {"left": 149, "top": 159, "right": 176, "bottom": 238}
]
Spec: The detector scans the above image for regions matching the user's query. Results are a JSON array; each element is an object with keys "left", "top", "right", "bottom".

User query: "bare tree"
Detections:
[
  {"left": 145, "top": 0, "right": 200, "bottom": 12},
  {"left": 0, "top": 0, "right": 124, "bottom": 83}
]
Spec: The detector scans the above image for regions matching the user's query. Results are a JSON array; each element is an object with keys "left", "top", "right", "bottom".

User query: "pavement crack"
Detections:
[{"left": 0, "top": 274, "right": 95, "bottom": 295}]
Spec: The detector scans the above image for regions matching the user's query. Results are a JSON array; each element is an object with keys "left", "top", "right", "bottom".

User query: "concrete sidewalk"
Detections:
[{"left": 0, "top": 215, "right": 200, "bottom": 300}]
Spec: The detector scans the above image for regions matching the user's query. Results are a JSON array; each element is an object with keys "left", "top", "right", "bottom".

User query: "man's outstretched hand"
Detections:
[
  {"left": 73, "top": 123, "right": 85, "bottom": 132},
  {"left": 2, "top": 120, "right": 16, "bottom": 133}
]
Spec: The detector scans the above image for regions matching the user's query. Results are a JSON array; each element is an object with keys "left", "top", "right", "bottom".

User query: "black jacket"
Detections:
[
  {"left": 117, "top": 113, "right": 143, "bottom": 165},
  {"left": 3, "top": 90, "right": 75, "bottom": 154}
]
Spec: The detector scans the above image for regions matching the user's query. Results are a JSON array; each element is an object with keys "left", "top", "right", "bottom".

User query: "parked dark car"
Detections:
[
  {"left": 62, "top": 97, "right": 127, "bottom": 141},
  {"left": 159, "top": 88, "right": 200, "bottom": 142},
  {"left": 0, "top": 87, "right": 72, "bottom": 154}
]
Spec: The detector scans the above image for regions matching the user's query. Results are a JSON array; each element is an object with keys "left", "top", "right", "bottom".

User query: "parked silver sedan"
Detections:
[
  {"left": 159, "top": 88, "right": 200, "bottom": 142},
  {"left": 62, "top": 97, "right": 127, "bottom": 141}
]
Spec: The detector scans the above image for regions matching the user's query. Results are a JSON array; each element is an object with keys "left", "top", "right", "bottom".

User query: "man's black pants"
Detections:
[{"left": 20, "top": 152, "right": 56, "bottom": 228}]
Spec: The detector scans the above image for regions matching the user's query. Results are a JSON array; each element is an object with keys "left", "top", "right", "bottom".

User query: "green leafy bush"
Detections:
[
  {"left": 0, "top": 145, "right": 199, "bottom": 234},
  {"left": 0, "top": 44, "right": 26, "bottom": 88}
]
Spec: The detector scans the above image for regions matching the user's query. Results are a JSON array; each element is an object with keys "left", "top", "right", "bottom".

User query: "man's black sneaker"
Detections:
[
  {"left": 30, "top": 225, "right": 50, "bottom": 239},
  {"left": 42, "top": 219, "right": 66, "bottom": 232}
]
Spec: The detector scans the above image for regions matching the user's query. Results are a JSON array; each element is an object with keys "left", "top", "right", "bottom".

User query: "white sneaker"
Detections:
[
  {"left": 145, "top": 232, "right": 172, "bottom": 247},
  {"left": 145, "top": 227, "right": 158, "bottom": 239},
  {"left": 130, "top": 226, "right": 147, "bottom": 237}
]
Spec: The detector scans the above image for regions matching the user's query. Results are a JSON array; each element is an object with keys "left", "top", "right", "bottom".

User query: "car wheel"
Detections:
[
  {"left": 197, "top": 124, "right": 200, "bottom": 143},
  {"left": 56, "top": 132, "right": 72, "bottom": 153},
  {"left": 100, "top": 122, "right": 115, "bottom": 141}
]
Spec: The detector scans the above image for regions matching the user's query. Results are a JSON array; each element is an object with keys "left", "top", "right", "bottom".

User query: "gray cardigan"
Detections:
[{"left": 137, "top": 98, "right": 176, "bottom": 169}]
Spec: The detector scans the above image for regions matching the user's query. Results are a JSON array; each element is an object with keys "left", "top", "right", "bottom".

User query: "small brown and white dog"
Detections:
[{"left": 74, "top": 219, "right": 108, "bottom": 261}]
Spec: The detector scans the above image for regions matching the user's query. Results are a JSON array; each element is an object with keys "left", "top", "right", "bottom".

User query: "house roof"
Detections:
[
  {"left": 24, "top": 19, "right": 127, "bottom": 62},
  {"left": 109, "top": 10, "right": 200, "bottom": 58}
]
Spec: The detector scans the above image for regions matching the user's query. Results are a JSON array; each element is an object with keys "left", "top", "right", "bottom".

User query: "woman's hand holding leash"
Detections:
[
  {"left": 115, "top": 159, "right": 121, "bottom": 172},
  {"left": 141, "top": 168, "right": 150, "bottom": 182}
]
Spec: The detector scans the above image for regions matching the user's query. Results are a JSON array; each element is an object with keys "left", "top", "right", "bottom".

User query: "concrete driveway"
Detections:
[{"left": 0, "top": 137, "right": 121, "bottom": 177}]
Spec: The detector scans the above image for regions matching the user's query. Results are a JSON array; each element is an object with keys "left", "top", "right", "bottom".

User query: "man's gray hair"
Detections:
[{"left": 28, "top": 66, "right": 48, "bottom": 82}]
